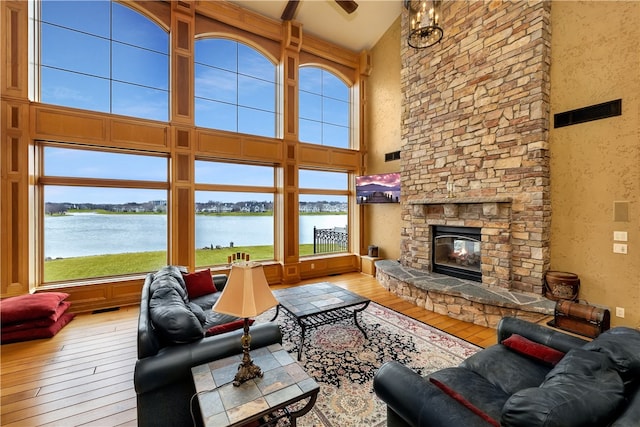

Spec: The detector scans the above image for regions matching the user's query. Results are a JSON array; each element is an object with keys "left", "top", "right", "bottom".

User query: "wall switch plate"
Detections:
[
  {"left": 616, "top": 307, "right": 625, "bottom": 318},
  {"left": 613, "top": 231, "right": 628, "bottom": 241},
  {"left": 613, "top": 243, "right": 628, "bottom": 254}
]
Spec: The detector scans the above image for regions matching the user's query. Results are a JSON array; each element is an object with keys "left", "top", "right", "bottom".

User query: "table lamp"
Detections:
[{"left": 212, "top": 261, "right": 279, "bottom": 386}]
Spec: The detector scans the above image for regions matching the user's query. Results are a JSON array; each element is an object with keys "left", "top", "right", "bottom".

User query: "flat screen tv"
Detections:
[{"left": 356, "top": 172, "right": 401, "bottom": 204}]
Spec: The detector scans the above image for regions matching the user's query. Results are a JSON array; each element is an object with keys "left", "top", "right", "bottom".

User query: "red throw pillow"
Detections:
[
  {"left": 183, "top": 269, "right": 217, "bottom": 299},
  {"left": 0, "top": 292, "right": 69, "bottom": 324},
  {"left": 429, "top": 377, "right": 500, "bottom": 427},
  {"left": 502, "top": 333, "right": 565, "bottom": 366},
  {"left": 206, "top": 319, "right": 253, "bottom": 336}
]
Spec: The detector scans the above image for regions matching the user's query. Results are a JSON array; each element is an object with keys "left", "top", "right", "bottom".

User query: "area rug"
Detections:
[{"left": 256, "top": 302, "right": 481, "bottom": 426}]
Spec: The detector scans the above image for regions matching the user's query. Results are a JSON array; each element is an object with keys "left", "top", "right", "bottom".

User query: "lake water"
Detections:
[{"left": 44, "top": 213, "right": 347, "bottom": 258}]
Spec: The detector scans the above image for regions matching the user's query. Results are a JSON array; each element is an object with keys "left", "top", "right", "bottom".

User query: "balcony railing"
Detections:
[{"left": 313, "top": 226, "right": 348, "bottom": 254}]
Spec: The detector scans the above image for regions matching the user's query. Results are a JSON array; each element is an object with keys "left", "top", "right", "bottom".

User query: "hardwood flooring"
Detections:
[{"left": 1, "top": 272, "right": 497, "bottom": 426}]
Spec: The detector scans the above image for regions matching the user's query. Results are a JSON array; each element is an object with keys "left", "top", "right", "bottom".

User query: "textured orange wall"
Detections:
[
  {"left": 549, "top": 1, "right": 640, "bottom": 328},
  {"left": 364, "top": 17, "right": 402, "bottom": 261}
]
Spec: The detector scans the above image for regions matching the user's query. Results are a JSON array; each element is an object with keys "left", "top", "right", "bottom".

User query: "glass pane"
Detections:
[
  {"left": 195, "top": 162, "right": 273, "bottom": 186},
  {"left": 299, "top": 119, "right": 321, "bottom": 144},
  {"left": 195, "top": 191, "right": 274, "bottom": 266},
  {"left": 112, "top": 43, "right": 169, "bottom": 90},
  {"left": 323, "top": 72, "right": 349, "bottom": 100},
  {"left": 322, "top": 124, "right": 349, "bottom": 149},
  {"left": 238, "top": 43, "right": 275, "bottom": 82},
  {"left": 41, "top": 24, "right": 110, "bottom": 77},
  {"left": 195, "top": 98, "right": 236, "bottom": 131},
  {"left": 44, "top": 147, "right": 167, "bottom": 181},
  {"left": 195, "top": 64, "right": 237, "bottom": 104},
  {"left": 112, "top": 81, "right": 168, "bottom": 122},
  {"left": 238, "top": 107, "right": 275, "bottom": 137},
  {"left": 195, "top": 38, "right": 237, "bottom": 72},
  {"left": 41, "top": 67, "right": 110, "bottom": 113},
  {"left": 43, "top": 186, "right": 167, "bottom": 282},
  {"left": 299, "top": 91, "right": 322, "bottom": 121},
  {"left": 299, "top": 170, "right": 347, "bottom": 190},
  {"left": 299, "top": 67, "right": 322, "bottom": 94},
  {"left": 299, "top": 195, "right": 348, "bottom": 256},
  {"left": 238, "top": 75, "right": 275, "bottom": 111},
  {"left": 112, "top": 2, "right": 168, "bottom": 53},
  {"left": 323, "top": 98, "right": 349, "bottom": 126},
  {"left": 41, "top": 0, "right": 110, "bottom": 38}
]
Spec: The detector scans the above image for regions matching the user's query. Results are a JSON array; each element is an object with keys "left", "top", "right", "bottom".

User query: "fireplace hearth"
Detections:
[{"left": 432, "top": 226, "right": 481, "bottom": 282}]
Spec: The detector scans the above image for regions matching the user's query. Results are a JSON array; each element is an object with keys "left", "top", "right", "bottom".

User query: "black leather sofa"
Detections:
[
  {"left": 134, "top": 266, "right": 282, "bottom": 427},
  {"left": 374, "top": 317, "right": 640, "bottom": 427}
]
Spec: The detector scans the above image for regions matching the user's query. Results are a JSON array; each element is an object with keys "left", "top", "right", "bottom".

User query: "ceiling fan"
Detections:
[{"left": 281, "top": 0, "right": 359, "bottom": 21}]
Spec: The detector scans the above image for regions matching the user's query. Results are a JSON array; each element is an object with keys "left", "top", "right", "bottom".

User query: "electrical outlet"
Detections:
[
  {"left": 616, "top": 307, "right": 625, "bottom": 318},
  {"left": 613, "top": 231, "right": 628, "bottom": 242},
  {"left": 311, "top": 263, "right": 315, "bottom": 269},
  {"left": 613, "top": 243, "right": 628, "bottom": 254}
]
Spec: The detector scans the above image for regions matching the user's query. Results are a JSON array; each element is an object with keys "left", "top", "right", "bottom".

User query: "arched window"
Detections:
[
  {"left": 299, "top": 67, "right": 350, "bottom": 149},
  {"left": 195, "top": 38, "right": 277, "bottom": 138},
  {"left": 37, "top": 0, "right": 169, "bottom": 121}
]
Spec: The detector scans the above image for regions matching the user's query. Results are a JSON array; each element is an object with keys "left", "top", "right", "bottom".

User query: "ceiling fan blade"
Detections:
[
  {"left": 281, "top": 0, "right": 300, "bottom": 20},
  {"left": 335, "top": 0, "right": 358, "bottom": 14}
]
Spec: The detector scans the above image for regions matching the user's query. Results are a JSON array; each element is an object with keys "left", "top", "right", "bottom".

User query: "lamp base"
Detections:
[
  {"left": 233, "top": 358, "right": 264, "bottom": 386},
  {"left": 232, "top": 318, "right": 263, "bottom": 386}
]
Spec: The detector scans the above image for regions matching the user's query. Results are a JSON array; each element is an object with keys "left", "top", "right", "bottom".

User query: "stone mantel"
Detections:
[{"left": 408, "top": 196, "right": 513, "bottom": 205}]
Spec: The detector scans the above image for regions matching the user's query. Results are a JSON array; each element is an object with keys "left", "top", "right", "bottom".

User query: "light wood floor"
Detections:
[{"left": 1, "top": 272, "right": 497, "bottom": 426}]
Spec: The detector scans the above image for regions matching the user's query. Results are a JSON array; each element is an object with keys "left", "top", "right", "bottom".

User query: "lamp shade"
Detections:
[{"left": 212, "top": 262, "right": 278, "bottom": 318}]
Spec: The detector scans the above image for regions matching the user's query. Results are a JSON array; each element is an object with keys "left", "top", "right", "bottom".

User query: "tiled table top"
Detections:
[{"left": 191, "top": 343, "right": 319, "bottom": 427}]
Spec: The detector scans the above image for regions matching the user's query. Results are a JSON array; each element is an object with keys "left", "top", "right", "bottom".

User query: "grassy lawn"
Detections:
[{"left": 44, "top": 244, "right": 317, "bottom": 282}]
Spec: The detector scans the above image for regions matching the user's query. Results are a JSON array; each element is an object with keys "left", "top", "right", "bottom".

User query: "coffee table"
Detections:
[
  {"left": 191, "top": 343, "right": 319, "bottom": 427},
  {"left": 271, "top": 282, "right": 370, "bottom": 360}
]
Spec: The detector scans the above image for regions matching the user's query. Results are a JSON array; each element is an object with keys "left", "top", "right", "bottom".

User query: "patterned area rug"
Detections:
[{"left": 256, "top": 302, "right": 481, "bottom": 426}]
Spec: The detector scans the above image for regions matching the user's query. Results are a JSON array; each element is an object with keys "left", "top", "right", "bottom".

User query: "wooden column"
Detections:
[
  {"left": 280, "top": 21, "right": 302, "bottom": 283},
  {"left": 170, "top": 1, "right": 195, "bottom": 269},
  {"left": 1, "top": 1, "right": 31, "bottom": 295}
]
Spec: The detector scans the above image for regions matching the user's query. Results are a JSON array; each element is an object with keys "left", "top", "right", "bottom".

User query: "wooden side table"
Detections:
[{"left": 191, "top": 343, "right": 319, "bottom": 427}]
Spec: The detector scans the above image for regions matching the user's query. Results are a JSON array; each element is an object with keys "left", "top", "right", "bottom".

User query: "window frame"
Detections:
[{"left": 36, "top": 141, "right": 171, "bottom": 285}]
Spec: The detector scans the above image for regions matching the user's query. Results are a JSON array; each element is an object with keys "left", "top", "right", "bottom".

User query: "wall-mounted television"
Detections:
[{"left": 356, "top": 172, "right": 401, "bottom": 204}]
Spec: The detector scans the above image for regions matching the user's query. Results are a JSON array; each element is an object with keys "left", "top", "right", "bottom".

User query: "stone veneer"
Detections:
[{"left": 400, "top": 1, "right": 552, "bottom": 294}]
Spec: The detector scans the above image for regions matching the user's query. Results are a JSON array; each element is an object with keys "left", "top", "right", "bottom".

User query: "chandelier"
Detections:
[{"left": 405, "top": 0, "right": 444, "bottom": 49}]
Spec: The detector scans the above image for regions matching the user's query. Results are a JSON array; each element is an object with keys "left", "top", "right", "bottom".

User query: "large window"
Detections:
[
  {"left": 298, "top": 170, "right": 349, "bottom": 256},
  {"left": 194, "top": 161, "right": 275, "bottom": 266},
  {"left": 40, "top": 145, "right": 169, "bottom": 283},
  {"left": 299, "top": 67, "right": 351, "bottom": 148},
  {"left": 37, "top": 0, "right": 169, "bottom": 121},
  {"left": 195, "top": 39, "right": 277, "bottom": 137}
]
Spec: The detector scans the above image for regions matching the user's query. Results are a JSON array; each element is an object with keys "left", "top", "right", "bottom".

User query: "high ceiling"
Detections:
[{"left": 226, "top": 0, "right": 403, "bottom": 52}]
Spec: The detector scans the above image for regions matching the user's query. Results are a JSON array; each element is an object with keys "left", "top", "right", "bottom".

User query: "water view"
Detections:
[{"left": 44, "top": 213, "right": 347, "bottom": 259}]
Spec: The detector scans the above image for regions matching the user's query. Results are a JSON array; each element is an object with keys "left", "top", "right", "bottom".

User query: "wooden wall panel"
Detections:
[
  {"left": 197, "top": 130, "right": 282, "bottom": 163},
  {"left": 33, "top": 108, "right": 107, "bottom": 142},
  {"left": 111, "top": 119, "right": 168, "bottom": 149}
]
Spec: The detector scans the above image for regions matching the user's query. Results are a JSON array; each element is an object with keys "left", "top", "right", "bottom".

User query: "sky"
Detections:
[{"left": 40, "top": 0, "right": 354, "bottom": 204}]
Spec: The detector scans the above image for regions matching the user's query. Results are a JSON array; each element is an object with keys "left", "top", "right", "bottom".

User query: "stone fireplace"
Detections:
[
  {"left": 432, "top": 225, "right": 481, "bottom": 282},
  {"left": 399, "top": 1, "right": 552, "bottom": 295}
]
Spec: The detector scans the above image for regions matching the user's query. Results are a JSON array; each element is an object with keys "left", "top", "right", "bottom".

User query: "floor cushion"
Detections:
[
  {"left": 1, "top": 292, "right": 69, "bottom": 324},
  {"left": 2, "top": 312, "right": 76, "bottom": 344}
]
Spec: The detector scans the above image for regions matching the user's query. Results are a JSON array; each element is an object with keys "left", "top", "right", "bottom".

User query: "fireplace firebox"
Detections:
[{"left": 432, "top": 226, "right": 482, "bottom": 282}]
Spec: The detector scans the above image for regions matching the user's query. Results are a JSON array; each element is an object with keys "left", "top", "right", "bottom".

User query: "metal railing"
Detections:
[{"left": 313, "top": 226, "right": 348, "bottom": 254}]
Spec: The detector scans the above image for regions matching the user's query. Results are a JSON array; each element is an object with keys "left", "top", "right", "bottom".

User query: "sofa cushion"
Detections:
[
  {"left": 430, "top": 367, "right": 510, "bottom": 423},
  {"left": 183, "top": 268, "right": 217, "bottom": 299},
  {"left": 429, "top": 377, "right": 500, "bottom": 427},
  {"left": 149, "top": 268, "right": 204, "bottom": 344},
  {"left": 582, "top": 327, "right": 640, "bottom": 384},
  {"left": 502, "top": 334, "right": 565, "bottom": 366},
  {"left": 461, "top": 343, "right": 551, "bottom": 395},
  {"left": 501, "top": 348, "right": 625, "bottom": 427}
]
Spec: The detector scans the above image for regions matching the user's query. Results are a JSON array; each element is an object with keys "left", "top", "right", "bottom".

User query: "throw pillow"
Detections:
[
  {"left": 206, "top": 319, "right": 253, "bottom": 337},
  {"left": 0, "top": 292, "right": 69, "bottom": 324},
  {"left": 502, "top": 333, "right": 565, "bottom": 366},
  {"left": 429, "top": 378, "right": 500, "bottom": 427},
  {"left": 183, "top": 269, "right": 217, "bottom": 299}
]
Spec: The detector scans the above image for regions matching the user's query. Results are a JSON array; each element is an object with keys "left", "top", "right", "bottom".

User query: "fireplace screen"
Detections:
[{"left": 432, "top": 226, "right": 481, "bottom": 282}]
